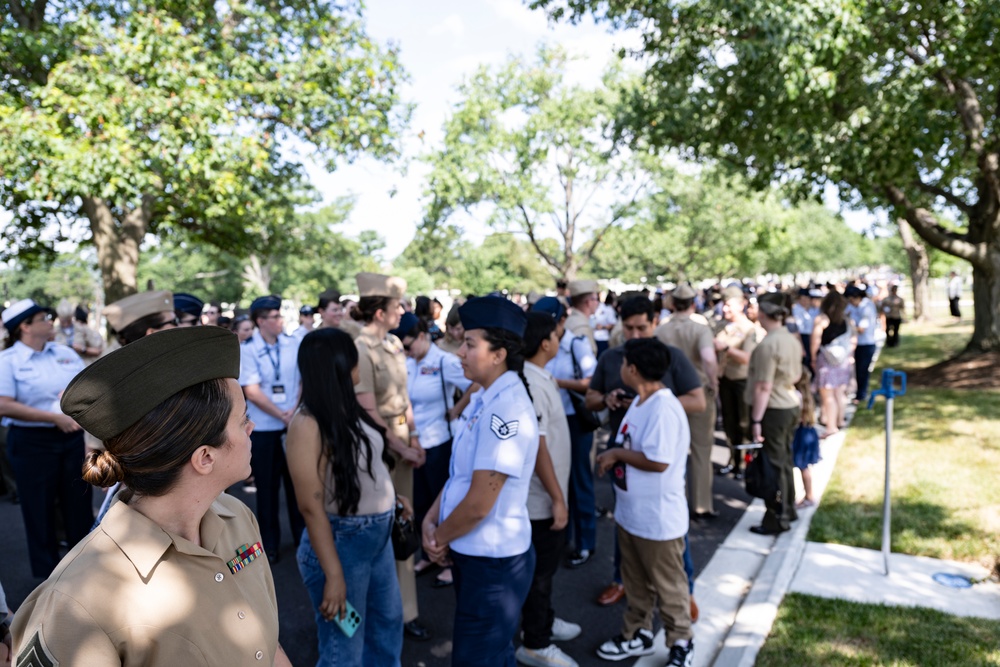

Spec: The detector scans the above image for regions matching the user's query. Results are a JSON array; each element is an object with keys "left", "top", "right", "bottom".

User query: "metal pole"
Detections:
[{"left": 882, "top": 395, "right": 893, "bottom": 575}]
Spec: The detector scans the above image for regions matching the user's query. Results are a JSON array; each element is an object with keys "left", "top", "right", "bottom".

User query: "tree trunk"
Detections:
[
  {"left": 968, "top": 247, "right": 1000, "bottom": 353},
  {"left": 242, "top": 253, "right": 272, "bottom": 296},
  {"left": 897, "top": 218, "right": 930, "bottom": 321},
  {"left": 81, "top": 196, "right": 149, "bottom": 304}
]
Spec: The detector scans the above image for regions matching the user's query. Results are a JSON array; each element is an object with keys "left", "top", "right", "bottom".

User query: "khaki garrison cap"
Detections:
[
  {"left": 568, "top": 280, "right": 599, "bottom": 297},
  {"left": 61, "top": 326, "right": 240, "bottom": 441},
  {"left": 722, "top": 285, "right": 746, "bottom": 301},
  {"left": 103, "top": 291, "right": 173, "bottom": 331},
  {"left": 356, "top": 273, "right": 407, "bottom": 299},
  {"left": 672, "top": 284, "right": 698, "bottom": 300}
]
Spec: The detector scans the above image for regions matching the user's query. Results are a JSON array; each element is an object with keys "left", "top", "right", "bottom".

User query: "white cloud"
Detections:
[{"left": 428, "top": 14, "right": 466, "bottom": 39}]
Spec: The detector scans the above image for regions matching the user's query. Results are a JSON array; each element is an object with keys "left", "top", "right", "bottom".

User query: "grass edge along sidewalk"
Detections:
[{"left": 755, "top": 322, "right": 1000, "bottom": 666}]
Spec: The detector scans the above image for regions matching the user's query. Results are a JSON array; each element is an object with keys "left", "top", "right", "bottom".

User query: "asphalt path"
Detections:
[{"left": 1, "top": 430, "right": 751, "bottom": 667}]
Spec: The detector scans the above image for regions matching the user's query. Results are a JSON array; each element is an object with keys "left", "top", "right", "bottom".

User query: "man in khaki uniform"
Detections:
[
  {"left": 52, "top": 299, "right": 104, "bottom": 364},
  {"left": 714, "top": 286, "right": 758, "bottom": 478},
  {"left": 566, "top": 279, "right": 600, "bottom": 354},
  {"left": 654, "top": 284, "right": 719, "bottom": 517},
  {"left": 880, "top": 283, "right": 905, "bottom": 348},
  {"left": 746, "top": 292, "right": 803, "bottom": 535},
  {"left": 353, "top": 272, "right": 429, "bottom": 640}
]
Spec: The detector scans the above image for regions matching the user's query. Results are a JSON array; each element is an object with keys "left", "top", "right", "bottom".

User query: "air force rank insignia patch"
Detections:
[
  {"left": 17, "top": 631, "right": 58, "bottom": 667},
  {"left": 490, "top": 414, "right": 519, "bottom": 440}
]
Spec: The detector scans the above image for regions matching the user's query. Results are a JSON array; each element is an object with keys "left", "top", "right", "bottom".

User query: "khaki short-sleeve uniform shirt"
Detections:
[
  {"left": 355, "top": 329, "right": 410, "bottom": 437},
  {"left": 655, "top": 315, "right": 715, "bottom": 387},
  {"left": 716, "top": 319, "right": 758, "bottom": 381},
  {"left": 565, "top": 311, "right": 597, "bottom": 354},
  {"left": 744, "top": 327, "right": 802, "bottom": 410},
  {"left": 12, "top": 493, "right": 279, "bottom": 667}
]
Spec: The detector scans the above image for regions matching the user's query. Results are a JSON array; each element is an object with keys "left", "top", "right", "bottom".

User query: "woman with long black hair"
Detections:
[
  {"left": 422, "top": 295, "right": 540, "bottom": 666},
  {"left": 287, "top": 327, "right": 409, "bottom": 666}
]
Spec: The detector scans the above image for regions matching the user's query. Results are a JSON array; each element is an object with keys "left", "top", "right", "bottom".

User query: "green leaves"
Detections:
[
  {"left": 0, "top": 1, "right": 408, "bottom": 295},
  {"left": 419, "top": 44, "right": 641, "bottom": 279}
]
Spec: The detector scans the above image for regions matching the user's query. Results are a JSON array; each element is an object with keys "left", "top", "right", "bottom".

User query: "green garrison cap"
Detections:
[{"left": 61, "top": 326, "right": 240, "bottom": 441}]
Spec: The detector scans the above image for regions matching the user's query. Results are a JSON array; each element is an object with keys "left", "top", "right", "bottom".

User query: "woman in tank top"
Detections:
[{"left": 809, "top": 291, "right": 855, "bottom": 438}]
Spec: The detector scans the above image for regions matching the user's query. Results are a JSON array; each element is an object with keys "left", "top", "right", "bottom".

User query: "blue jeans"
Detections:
[
  {"left": 452, "top": 547, "right": 536, "bottom": 666},
  {"left": 297, "top": 509, "right": 402, "bottom": 667},
  {"left": 567, "top": 418, "right": 596, "bottom": 552}
]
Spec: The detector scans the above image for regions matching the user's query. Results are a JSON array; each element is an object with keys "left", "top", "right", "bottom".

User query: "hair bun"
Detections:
[{"left": 82, "top": 448, "right": 126, "bottom": 488}]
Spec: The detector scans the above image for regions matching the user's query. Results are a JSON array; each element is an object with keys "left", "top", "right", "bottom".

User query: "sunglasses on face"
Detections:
[{"left": 150, "top": 317, "right": 180, "bottom": 330}]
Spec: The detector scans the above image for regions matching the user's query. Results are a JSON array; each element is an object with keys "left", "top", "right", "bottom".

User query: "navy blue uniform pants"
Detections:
[
  {"left": 451, "top": 547, "right": 536, "bottom": 666},
  {"left": 8, "top": 426, "right": 93, "bottom": 578},
  {"left": 567, "top": 418, "right": 596, "bottom": 553},
  {"left": 854, "top": 344, "right": 877, "bottom": 402},
  {"left": 250, "top": 429, "right": 305, "bottom": 555}
]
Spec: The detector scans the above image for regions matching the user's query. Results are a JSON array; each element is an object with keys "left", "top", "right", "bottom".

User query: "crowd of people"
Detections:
[{"left": 0, "top": 272, "right": 908, "bottom": 667}]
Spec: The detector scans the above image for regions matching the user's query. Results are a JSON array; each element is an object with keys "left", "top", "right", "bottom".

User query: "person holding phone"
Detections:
[
  {"left": 422, "top": 296, "right": 540, "bottom": 666},
  {"left": 287, "top": 328, "right": 408, "bottom": 666}
]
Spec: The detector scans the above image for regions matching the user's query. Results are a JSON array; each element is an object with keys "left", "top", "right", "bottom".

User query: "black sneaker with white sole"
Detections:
[
  {"left": 666, "top": 640, "right": 694, "bottom": 667},
  {"left": 596, "top": 628, "right": 654, "bottom": 661}
]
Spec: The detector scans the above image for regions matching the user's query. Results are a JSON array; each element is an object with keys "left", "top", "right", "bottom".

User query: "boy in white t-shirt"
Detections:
[{"left": 595, "top": 338, "right": 694, "bottom": 667}]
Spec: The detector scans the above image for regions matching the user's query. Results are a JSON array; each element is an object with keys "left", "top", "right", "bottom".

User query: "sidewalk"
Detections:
[{"left": 635, "top": 401, "right": 1000, "bottom": 667}]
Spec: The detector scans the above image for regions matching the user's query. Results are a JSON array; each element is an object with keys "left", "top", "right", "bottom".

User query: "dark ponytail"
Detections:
[{"left": 481, "top": 326, "right": 535, "bottom": 410}]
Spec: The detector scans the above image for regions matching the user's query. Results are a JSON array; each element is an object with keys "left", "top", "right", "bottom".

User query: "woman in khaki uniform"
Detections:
[
  {"left": 11, "top": 327, "right": 292, "bottom": 666},
  {"left": 714, "top": 286, "right": 758, "bottom": 478},
  {"left": 746, "top": 292, "right": 803, "bottom": 535},
  {"left": 352, "top": 272, "right": 429, "bottom": 641}
]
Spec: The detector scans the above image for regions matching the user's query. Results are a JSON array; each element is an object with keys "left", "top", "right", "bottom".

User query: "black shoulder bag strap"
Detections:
[{"left": 439, "top": 359, "right": 453, "bottom": 439}]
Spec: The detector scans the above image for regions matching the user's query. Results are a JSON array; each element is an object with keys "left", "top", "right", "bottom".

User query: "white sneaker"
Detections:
[
  {"left": 550, "top": 617, "right": 581, "bottom": 642},
  {"left": 516, "top": 644, "right": 579, "bottom": 667}
]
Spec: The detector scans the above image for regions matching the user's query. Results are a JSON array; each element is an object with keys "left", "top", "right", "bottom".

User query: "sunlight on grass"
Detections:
[
  {"left": 809, "top": 322, "right": 1000, "bottom": 569},
  {"left": 758, "top": 594, "right": 1000, "bottom": 666}
]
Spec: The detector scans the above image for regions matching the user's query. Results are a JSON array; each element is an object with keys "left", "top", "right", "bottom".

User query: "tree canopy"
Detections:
[
  {"left": 0, "top": 0, "right": 409, "bottom": 301},
  {"left": 419, "top": 44, "right": 645, "bottom": 281},
  {"left": 533, "top": 0, "right": 1000, "bottom": 351}
]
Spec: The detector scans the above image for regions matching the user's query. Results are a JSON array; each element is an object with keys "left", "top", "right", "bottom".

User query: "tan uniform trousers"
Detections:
[
  {"left": 686, "top": 385, "right": 716, "bottom": 515},
  {"left": 618, "top": 527, "right": 692, "bottom": 645},
  {"left": 387, "top": 417, "right": 418, "bottom": 623}
]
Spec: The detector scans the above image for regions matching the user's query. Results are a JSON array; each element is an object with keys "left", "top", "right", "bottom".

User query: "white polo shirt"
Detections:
[
  {"left": 440, "top": 371, "right": 539, "bottom": 558},
  {"left": 405, "top": 344, "right": 471, "bottom": 449},
  {"left": 545, "top": 331, "right": 597, "bottom": 415},
  {"left": 238, "top": 331, "right": 301, "bottom": 432},
  {"left": 0, "top": 342, "right": 84, "bottom": 427}
]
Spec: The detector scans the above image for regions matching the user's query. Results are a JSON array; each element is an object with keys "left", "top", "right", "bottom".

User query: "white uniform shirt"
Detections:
[
  {"left": 592, "top": 303, "right": 617, "bottom": 343},
  {"left": 545, "top": 330, "right": 597, "bottom": 415},
  {"left": 238, "top": 330, "right": 301, "bottom": 432},
  {"left": 440, "top": 371, "right": 539, "bottom": 558},
  {"left": 792, "top": 303, "right": 818, "bottom": 335},
  {"left": 612, "top": 388, "right": 689, "bottom": 541},
  {"left": 523, "top": 362, "right": 571, "bottom": 520},
  {"left": 405, "top": 344, "right": 471, "bottom": 448},
  {"left": 848, "top": 298, "right": 879, "bottom": 346},
  {"left": 0, "top": 342, "right": 84, "bottom": 427}
]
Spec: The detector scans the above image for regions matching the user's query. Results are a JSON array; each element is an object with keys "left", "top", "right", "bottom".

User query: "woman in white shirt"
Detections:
[
  {"left": 422, "top": 296, "right": 540, "bottom": 667},
  {"left": 391, "top": 313, "right": 472, "bottom": 586}
]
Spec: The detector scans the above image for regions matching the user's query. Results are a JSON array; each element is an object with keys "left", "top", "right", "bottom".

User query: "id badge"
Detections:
[{"left": 271, "top": 384, "right": 287, "bottom": 405}]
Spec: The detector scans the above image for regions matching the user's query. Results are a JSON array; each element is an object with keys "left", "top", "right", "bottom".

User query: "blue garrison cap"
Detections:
[
  {"left": 390, "top": 312, "right": 420, "bottom": 339},
  {"left": 173, "top": 292, "right": 204, "bottom": 318},
  {"left": 459, "top": 296, "right": 527, "bottom": 338},
  {"left": 844, "top": 285, "right": 865, "bottom": 298},
  {"left": 250, "top": 295, "right": 282, "bottom": 312},
  {"left": 530, "top": 296, "right": 565, "bottom": 321}
]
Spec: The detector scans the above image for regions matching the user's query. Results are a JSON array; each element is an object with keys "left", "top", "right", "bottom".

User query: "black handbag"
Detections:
[
  {"left": 569, "top": 336, "right": 602, "bottom": 433},
  {"left": 391, "top": 501, "right": 420, "bottom": 561},
  {"left": 745, "top": 448, "right": 780, "bottom": 502}
]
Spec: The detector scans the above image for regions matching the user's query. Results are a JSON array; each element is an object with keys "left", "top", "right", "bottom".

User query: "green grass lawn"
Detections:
[
  {"left": 808, "top": 321, "right": 1000, "bottom": 569},
  {"left": 757, "top": 593, "right": 1000, "bottom": 666}
]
